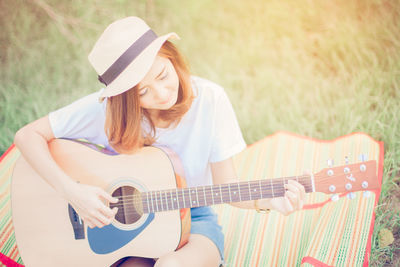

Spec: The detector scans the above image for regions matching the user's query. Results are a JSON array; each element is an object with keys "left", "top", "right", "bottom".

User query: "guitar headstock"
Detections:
[{"left": 314, "top": 159, "right": 378, "bottom": 197}]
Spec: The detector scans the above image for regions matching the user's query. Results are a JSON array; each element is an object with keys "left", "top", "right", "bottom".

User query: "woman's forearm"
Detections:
[{"left": 14, "top": 124, "right": 77, "bottom": 197}]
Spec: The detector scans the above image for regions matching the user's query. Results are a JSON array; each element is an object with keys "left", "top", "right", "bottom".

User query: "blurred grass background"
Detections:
[{"left": 1, "top": 0, "right": 399, "bottom": 265}]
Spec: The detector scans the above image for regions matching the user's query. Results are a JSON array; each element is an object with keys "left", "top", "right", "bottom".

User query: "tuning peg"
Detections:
[
  {"left": 345, "top": 183, "right": 352, "bottom": 190},
  {"left": 331, "top": 194, "right": 339, "bottom": 202},
  {"left": 329, "top": 185, "right": 336, "bottom": 193},
  {"left": 360, "top": 164, "right": 367, "bottom": 172},
  {"left": 347, "top": 192, "right": 356, "bottom": 200},
  {"left": 327, "top": 159, "right": 334, "bottom": 168},
  {"left": 363, "top": 191, "right": 371, "bottom": 198},
  {"left": 359, "top": 154, "right": 368, "bottom": 162}
]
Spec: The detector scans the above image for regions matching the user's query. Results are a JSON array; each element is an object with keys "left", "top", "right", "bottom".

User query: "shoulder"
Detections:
[
  {"left": 73, "top": 88, "right": 107, "bottom": 109},
  {"left": 63, "top": 89, "right": 106, "bottom": 113},
  {"left": 190, "top": 76, "right": 227, "bottom": 103},
  {"left": 49, "top": 88, "right": 107, "bottom": 122}
]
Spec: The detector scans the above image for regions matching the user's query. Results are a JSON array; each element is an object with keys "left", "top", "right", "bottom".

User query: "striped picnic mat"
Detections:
[
  {"left": 0, "top": 144, "right": 23, "bottom": 267},
  {"left": 0, "top": 132, "right": 383, "bottom": 266},
  {"left": 213, "top": 131, "right": 383, "bottom": 266}
]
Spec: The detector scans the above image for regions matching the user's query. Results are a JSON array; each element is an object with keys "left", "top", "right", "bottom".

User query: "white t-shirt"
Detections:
[{"left": 48, "top": 76, "right": 246, "bottom": 187}]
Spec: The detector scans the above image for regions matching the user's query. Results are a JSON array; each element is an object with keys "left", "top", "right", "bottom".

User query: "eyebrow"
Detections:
[{"left": 138, "top": 65, "right": 166, "bottom": 90}]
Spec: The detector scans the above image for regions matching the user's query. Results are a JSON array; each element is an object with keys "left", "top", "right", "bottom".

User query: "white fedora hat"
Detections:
[{"left": 88, "top": 16, "right": 179, "bottom": 100}]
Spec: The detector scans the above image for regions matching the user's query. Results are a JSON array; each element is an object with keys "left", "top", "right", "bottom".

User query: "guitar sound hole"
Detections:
[{"left": 110, "top": 186, "right": 143, "bottom": 225}]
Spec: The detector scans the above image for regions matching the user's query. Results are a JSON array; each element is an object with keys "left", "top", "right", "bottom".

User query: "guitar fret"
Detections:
[
  {"left": 191, "top": 189, "right": 196, "bottom": 207},
  {"left": 260, "top": 179, "right": 272, "bottom": 199},
  {"left": 172, "top": 189, "right": 177, "bottom": 209},
  {"left": 195, "top": 188, "right": 199, "bottom": 207},
  {"left": 183, "top": 189, "right": 191, "bottom": 208},
  {"left": 212, "top": 185, "right": 222, "bottom": 204},
  {"left": 164, "top": 191, "right": 168, "bottom": 211},
  {"left": 283, "top": 178, "right": 286, "bottom": 196},
  {"left": 203, "top": 186, "right": 209, "bottom": 206},
  {"left": 270, "top": 179, "right": 274, "bottom": 198},
  {"left": 238, "top": 182, "right": 250, "bottom": 201},
  {"left": 248, "top": 181, "right": 252, "bottom": 201},
  {"left": 223, "top": 186, "right": 228, "bottom": 202},
  {"left": 225, "top": 185, "right": 230, "bottom": 203},
  {"left": 276, "top": 178, "right": 286, "bottom": 197},
  {"left": 238, "top": 182, "right": 242, "bottom": 202},
  {"left": 208, "top": 185, "right": 215, "bottom": 204},
  {"left": 157, "top": 190, "right": 162, "bottom": 212},
  {"left": 230, "top": 183, "right": 240, "bottom": 202},
  {"left": 160, "top": 190, "right": 166, "bottom": 211},
  {"left": 151, "top": 191, "right": 156, "bottom": 212},
  {"left": 155, "top": 191, "right": 159, "bottom": 212},
  {"left": 197, "top": 186, "right": 205, "bottom": 206},
  {"left": 146, "top": 192, "right": 153, "bottom": 213},
  {"left": 180, "top": 189, "right": 186, "bottom": 209},
  {"left": 156, "top": 190, "right": 161, "bottom": 212},
  {"left": 190, "top": 189, "right": 196, "bottom": 207},
  {"left": 219, "top": 185, "right": 223, "bottom": 203},
  {"left": 175, "top": 189, "right": 180, "bottom": 209},
  {"left": 176, "top": 189, "right": 181, "bottom": 210},
  {"left": 154, "top": 191, "right": 159, "bottom": 212},
  {"left": 211, "top": 186, "right": 217, "bottom": 204},
  {"left": 160, "top": 190, "right": 164, "bottom": 211},
  {"left": 219, "top": 185, "right": 224, "bottom": 203},
  {"left": 167, "top": 190, "right": 173, "bottom": 211},
  {"left": 149, "top": 191, "right": 153, "bottom": 212},
  {"left": 250, "top": 181, "right": 261, "bottom": 200},
  {"left": 188, "top": 188, "right": 192, "bottom": 207}
]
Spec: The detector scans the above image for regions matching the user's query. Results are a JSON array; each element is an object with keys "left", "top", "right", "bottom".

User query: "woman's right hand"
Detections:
[
  {"left": 13, "top": 116, "right": 119, "bottom": 229},
  {"left": 63, "top": 182, "right": 119, "bottom": 229}
]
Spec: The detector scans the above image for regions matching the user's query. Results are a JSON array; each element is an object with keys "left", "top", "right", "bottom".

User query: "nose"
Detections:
[{"left": 153, "top": 86, "right": 169, "bottom": 100}]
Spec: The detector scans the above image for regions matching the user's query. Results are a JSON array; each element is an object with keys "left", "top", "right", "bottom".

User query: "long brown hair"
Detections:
[{"left": 104, "top": 41, "right": 194, "bottom": 154}]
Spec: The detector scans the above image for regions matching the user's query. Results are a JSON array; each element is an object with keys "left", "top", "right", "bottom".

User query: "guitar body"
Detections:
[{"left": 11, "top": 139, "right": 190, "bottom": 267}]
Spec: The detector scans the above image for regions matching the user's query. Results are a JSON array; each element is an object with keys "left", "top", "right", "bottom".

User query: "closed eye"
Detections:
[
  {"left": 139, "top": 87, "right": 148, "bottom": 96},
  {"left": 160, "top": 71, "right": 168, "bottom": 80}
]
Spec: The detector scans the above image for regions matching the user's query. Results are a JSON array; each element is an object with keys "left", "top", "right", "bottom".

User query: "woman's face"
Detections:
[{"left": 136, "top": 55, "right": 179, "bottom": 113}]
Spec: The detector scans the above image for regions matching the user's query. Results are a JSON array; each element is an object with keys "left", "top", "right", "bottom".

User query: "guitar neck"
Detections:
[{"left": 140, "top": 175, "right": 314, "bottom": 213}]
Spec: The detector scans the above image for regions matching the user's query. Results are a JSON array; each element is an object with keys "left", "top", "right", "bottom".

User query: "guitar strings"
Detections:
[
  {"left": 112, "top": 185, "right": 369, "bottom": 217},
  {"left": 107, "top": 169, "right": 371, "bottom": 211},
  {"left": 111, "top": 168, "right": 368, "bottom": 203},
  {"left": 109, "top": 172, "right": 368, "bottom": 207},
  {"left": 110, "top": 181, "right": 366, "bottom": 216},
  {"left": 111, "top": 174, "right": 312, "bottom": 203}
]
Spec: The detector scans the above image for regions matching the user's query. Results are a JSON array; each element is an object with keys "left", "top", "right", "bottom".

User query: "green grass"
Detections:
[{"left": 1, "top": 0, "right": 399, "bottom": 265}]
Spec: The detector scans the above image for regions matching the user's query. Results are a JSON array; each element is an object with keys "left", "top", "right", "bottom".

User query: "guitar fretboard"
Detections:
[{"left": 140, "top": 176, "right": 313, "bottom": 213}]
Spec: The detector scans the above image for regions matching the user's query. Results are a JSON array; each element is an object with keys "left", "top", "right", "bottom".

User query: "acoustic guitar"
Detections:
[{"left": 11, "top": 138, "right": 379, "bottom": 267}]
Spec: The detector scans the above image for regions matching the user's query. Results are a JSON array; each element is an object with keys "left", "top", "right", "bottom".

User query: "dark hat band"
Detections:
[{"left": 98, "top": 29, "right": 158, "bottom": 86}]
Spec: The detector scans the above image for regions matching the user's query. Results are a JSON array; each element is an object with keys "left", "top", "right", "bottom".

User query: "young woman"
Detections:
[{"left": 14, "top": 17, "right": 306, "bottom": 267}]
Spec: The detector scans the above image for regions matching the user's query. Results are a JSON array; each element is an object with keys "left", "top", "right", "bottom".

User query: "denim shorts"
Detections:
[{"left": 190, "top": 207, "right": 225, "bottom": 265}]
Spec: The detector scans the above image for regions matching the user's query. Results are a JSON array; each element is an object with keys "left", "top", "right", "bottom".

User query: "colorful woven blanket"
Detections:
[
  {"left": 214, "top": 132, "right": 383, "bottom": 266},
  {"left": 0, "top": 132, "right": 383, "bottom": 266}
]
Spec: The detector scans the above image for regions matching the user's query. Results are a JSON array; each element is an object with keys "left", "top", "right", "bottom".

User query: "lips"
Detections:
[
  {"left": 159, "top": 96, "right": 171, "bottom": 105},
  {"left": 159, "top": 93, "right": 173, "bottom": 105}
]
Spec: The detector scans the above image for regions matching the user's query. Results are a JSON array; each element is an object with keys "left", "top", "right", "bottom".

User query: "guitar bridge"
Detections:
[{"left": 68, "top": 204, "right": 85, "bottom": 240}]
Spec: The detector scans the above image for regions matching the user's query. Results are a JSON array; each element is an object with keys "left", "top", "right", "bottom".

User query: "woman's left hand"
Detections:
[{"left": 259, "top": 180, "right": 306, "bottom": 216}]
